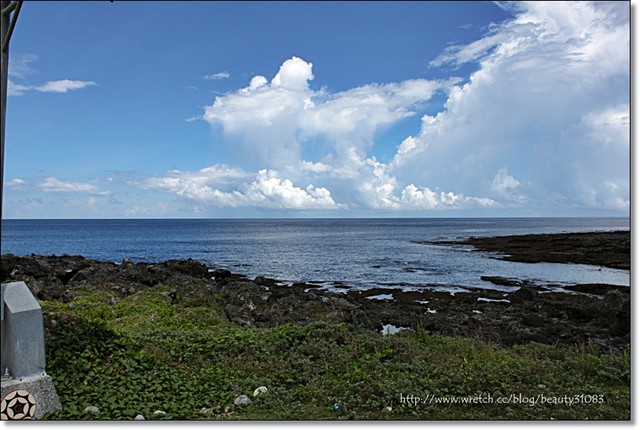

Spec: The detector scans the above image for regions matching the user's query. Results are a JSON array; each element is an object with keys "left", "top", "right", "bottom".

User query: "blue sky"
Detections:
[{"left": 3, "top": 1, "right": 630, "bottom": 218}]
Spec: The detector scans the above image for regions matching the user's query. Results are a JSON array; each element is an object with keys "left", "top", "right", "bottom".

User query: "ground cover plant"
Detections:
[{"left": 40, "top": 284, "right": 630, "bottom": 421}]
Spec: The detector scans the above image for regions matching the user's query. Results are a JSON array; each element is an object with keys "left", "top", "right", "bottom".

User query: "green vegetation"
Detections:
[{"left": 41, "top": 285, "right": 630, "bottom": 420}]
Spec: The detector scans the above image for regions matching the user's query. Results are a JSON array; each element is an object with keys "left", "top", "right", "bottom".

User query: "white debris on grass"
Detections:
[
  {"left": 253, "top": 386, "right": 268, "bottom": 397},
  {"left": 234, "top": 395, "right": 252, "bottom": 406}
]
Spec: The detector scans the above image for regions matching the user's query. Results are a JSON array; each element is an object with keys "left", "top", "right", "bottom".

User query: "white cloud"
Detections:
[
  {"left": 148, "top": 164, "right": 249, "bottom": 186},
  {"left": 399, "top": 184, "right": 495, "bottom": 209},
  {"left": 300, "top": 79, "right": 445, "bottom": 164},
  {"left": 203, "top": 56, "right": 461, "bottom": 213},
  {"left": 491, "top": 168, "right": 527, "bottom": 204},
  {"left": 353, "top": 158, "right": 495, "bottom": 210},
  {"left": 6, "top": 178, "right": 27, "bottom": 190},
  {"left": 247, "top": 75, "right": 268, "bottom": 91},
  {"left": 9, "top": 79, "right": 97, "bottom": 96},
  {"left": 8, "top": 54, "right": 97, "bottom": 96},
  {"left": 301, "top": 161, "right": 332, "bottom": 173},
  {"left": 138, "top": 165, "right": 342, "bottom": 210},
  {"left": 203, "top": 62, "right": 311, "bottom": 168},
  {"left": 391, "top": 1, "right": 629, "bottom": 213},
  {"left": 203, "top": 56, "right": 449, "bottom": 204},
  {"left": 34, "top": 80, "right": 97, "bottom": 93},
  {"left": 138, "top": 165, "right": 250, "bottom": 201},
  {"left": 204, "top": 71, "right": 230, "bottom": 80},
  {"left": 492, "top": 167, "right": 519, "bottom": 194},
  {"left": 40, "top": 177, "right": 109, "bottom": 195},
  {"left": 9, "top": 54, "right": 38, "bottom": 79},
  {"left": 243, "top": 170, "right": 341, "bottom": 209},
  {"left": 271, "top": 56, "right": 314, "bottom": 90},
  {"left": 7, "top": 79, "right": 31, "bottom": 96},
  {"left": 357, "top": 158, "right": 399, "bottom": 209},
  {"left": 189, "top": 3, "right": 629, "bottom": 216},
  {"left": 430, "top": 32, "right": 509, "bottom": 68}
]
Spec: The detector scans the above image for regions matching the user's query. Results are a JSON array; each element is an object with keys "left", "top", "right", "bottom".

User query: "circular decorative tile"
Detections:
[{"left": 1, "top": 390, "right": 37, "bottom": 420}]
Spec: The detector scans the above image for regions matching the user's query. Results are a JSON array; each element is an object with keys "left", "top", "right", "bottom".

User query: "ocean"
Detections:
[{"left": 0, "top": 217, "right": 630, "bottom": 292}]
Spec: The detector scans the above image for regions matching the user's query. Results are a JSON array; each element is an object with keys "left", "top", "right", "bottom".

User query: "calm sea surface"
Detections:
[{"left": 1, "top": 218, "right": 630, "bottom": 292}]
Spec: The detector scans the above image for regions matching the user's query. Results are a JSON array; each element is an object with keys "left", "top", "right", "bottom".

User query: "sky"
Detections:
[{"left": 2, "top": 1, "right": 631, "bottom": 218}]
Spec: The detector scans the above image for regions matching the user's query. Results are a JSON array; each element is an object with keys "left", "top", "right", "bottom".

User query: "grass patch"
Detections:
[{"left": 40, "top": 287, "right": 630, "bottom": 420}]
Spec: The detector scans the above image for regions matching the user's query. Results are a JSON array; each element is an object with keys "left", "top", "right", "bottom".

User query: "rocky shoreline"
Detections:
[
  {"left": 0, "top": 231, "right": 630, "bottom": 353},
  {"left": 418, "top": 230, "right": 630, "bottom": 270}
]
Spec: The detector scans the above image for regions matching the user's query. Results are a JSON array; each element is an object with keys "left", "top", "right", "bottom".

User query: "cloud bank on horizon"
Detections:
[
  {"left": 4, "top": 1, "right": 630, "bottom": 218},
  {"left": 141, "top": 1, "right": 629, "bottom": 216}
]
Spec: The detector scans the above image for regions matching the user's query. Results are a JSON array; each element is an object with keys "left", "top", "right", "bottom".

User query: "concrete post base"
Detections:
[{"left": 1, "top": 371, "right": 61, "bottom": 420}]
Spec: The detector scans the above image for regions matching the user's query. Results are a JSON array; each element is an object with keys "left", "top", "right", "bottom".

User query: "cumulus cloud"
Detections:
[
  {"left": 139, "top": 165, "right": 342, "bottom": 210},
  {"left": 201, "top": 56, "right": 458, "bottom": 211},
  {"left": 203, "top": 57, "right": 325, "bottom": 170},
  {"left": 188, "top": 3, "right": 629, "bottom": 215},
  {"left": 352, "top": 158, "right": 495, "bottom": 210},
  {"left": 244, "top": 169, "right": 340, "bottom": 209},
  {"left": 300, "top": 79, "right": 447, "bottom": 164},
  {"left": 271, "top": 56, "right": 314, "bottom": 90},
  {"left": 40, "top": 177, "right": 109, "bottom": 195},
  {"left": 138, "top": 161, "right": 495, "bottom": 213},
  {"left": 204, "top": 57, "right": 444, "bottom": 168},
  {"left": 391, "top": 1, "right": 629, "bottom": 212},
  {"left": 399, "top": 184, "right": 495, "bottom": 209},
  {"left": 247, "top": 75, "right": 268, "bottom": 91}
]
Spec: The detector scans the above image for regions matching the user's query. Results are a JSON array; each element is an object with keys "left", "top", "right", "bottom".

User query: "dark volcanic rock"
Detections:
[
  {"left": 1, "top": 254, "right": 94, "bottom": 300},
  {"left": 0, "top": 253, "right": 630, "bottom": 352},
  {"left": 216, "top": 279, "right": 363, "bottom": 328},
  {"left": 254, "top": 276, "right": 281, "bottom": 289},
  {"left": 563, "top": 283, "right": 629, "bottom": 296},
  {"left": 422, "top": 231, "right": 630, "bottom": 270},
  {"left": 510, "top": 287, "right": 537, "bottom": 304},
  {"left": 522, "top": 314, "right": 545, "bottom": 328},
  {"left": 162, "top": 258, "right": 210, "bottom": 278},
  {"left": 464, "top": 231, "right": 630, "bottom": 270},
  {"left": 211, "top": 268, "right": 232, "bottom": 280}
]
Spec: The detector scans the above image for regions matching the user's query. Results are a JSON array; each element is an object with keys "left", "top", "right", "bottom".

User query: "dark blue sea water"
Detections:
[{"left": 1, "top": 218, "right": 630, "bottom": 292}]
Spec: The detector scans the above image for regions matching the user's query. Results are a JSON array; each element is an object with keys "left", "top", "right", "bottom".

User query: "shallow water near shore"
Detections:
[{"left": 1, "top": 217, "right": 630, "bottom": 292}]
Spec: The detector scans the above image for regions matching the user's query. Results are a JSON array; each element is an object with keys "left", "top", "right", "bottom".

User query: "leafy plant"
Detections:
[{"left": 39, "top": 287, "right": 630, "bottom": 421}]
